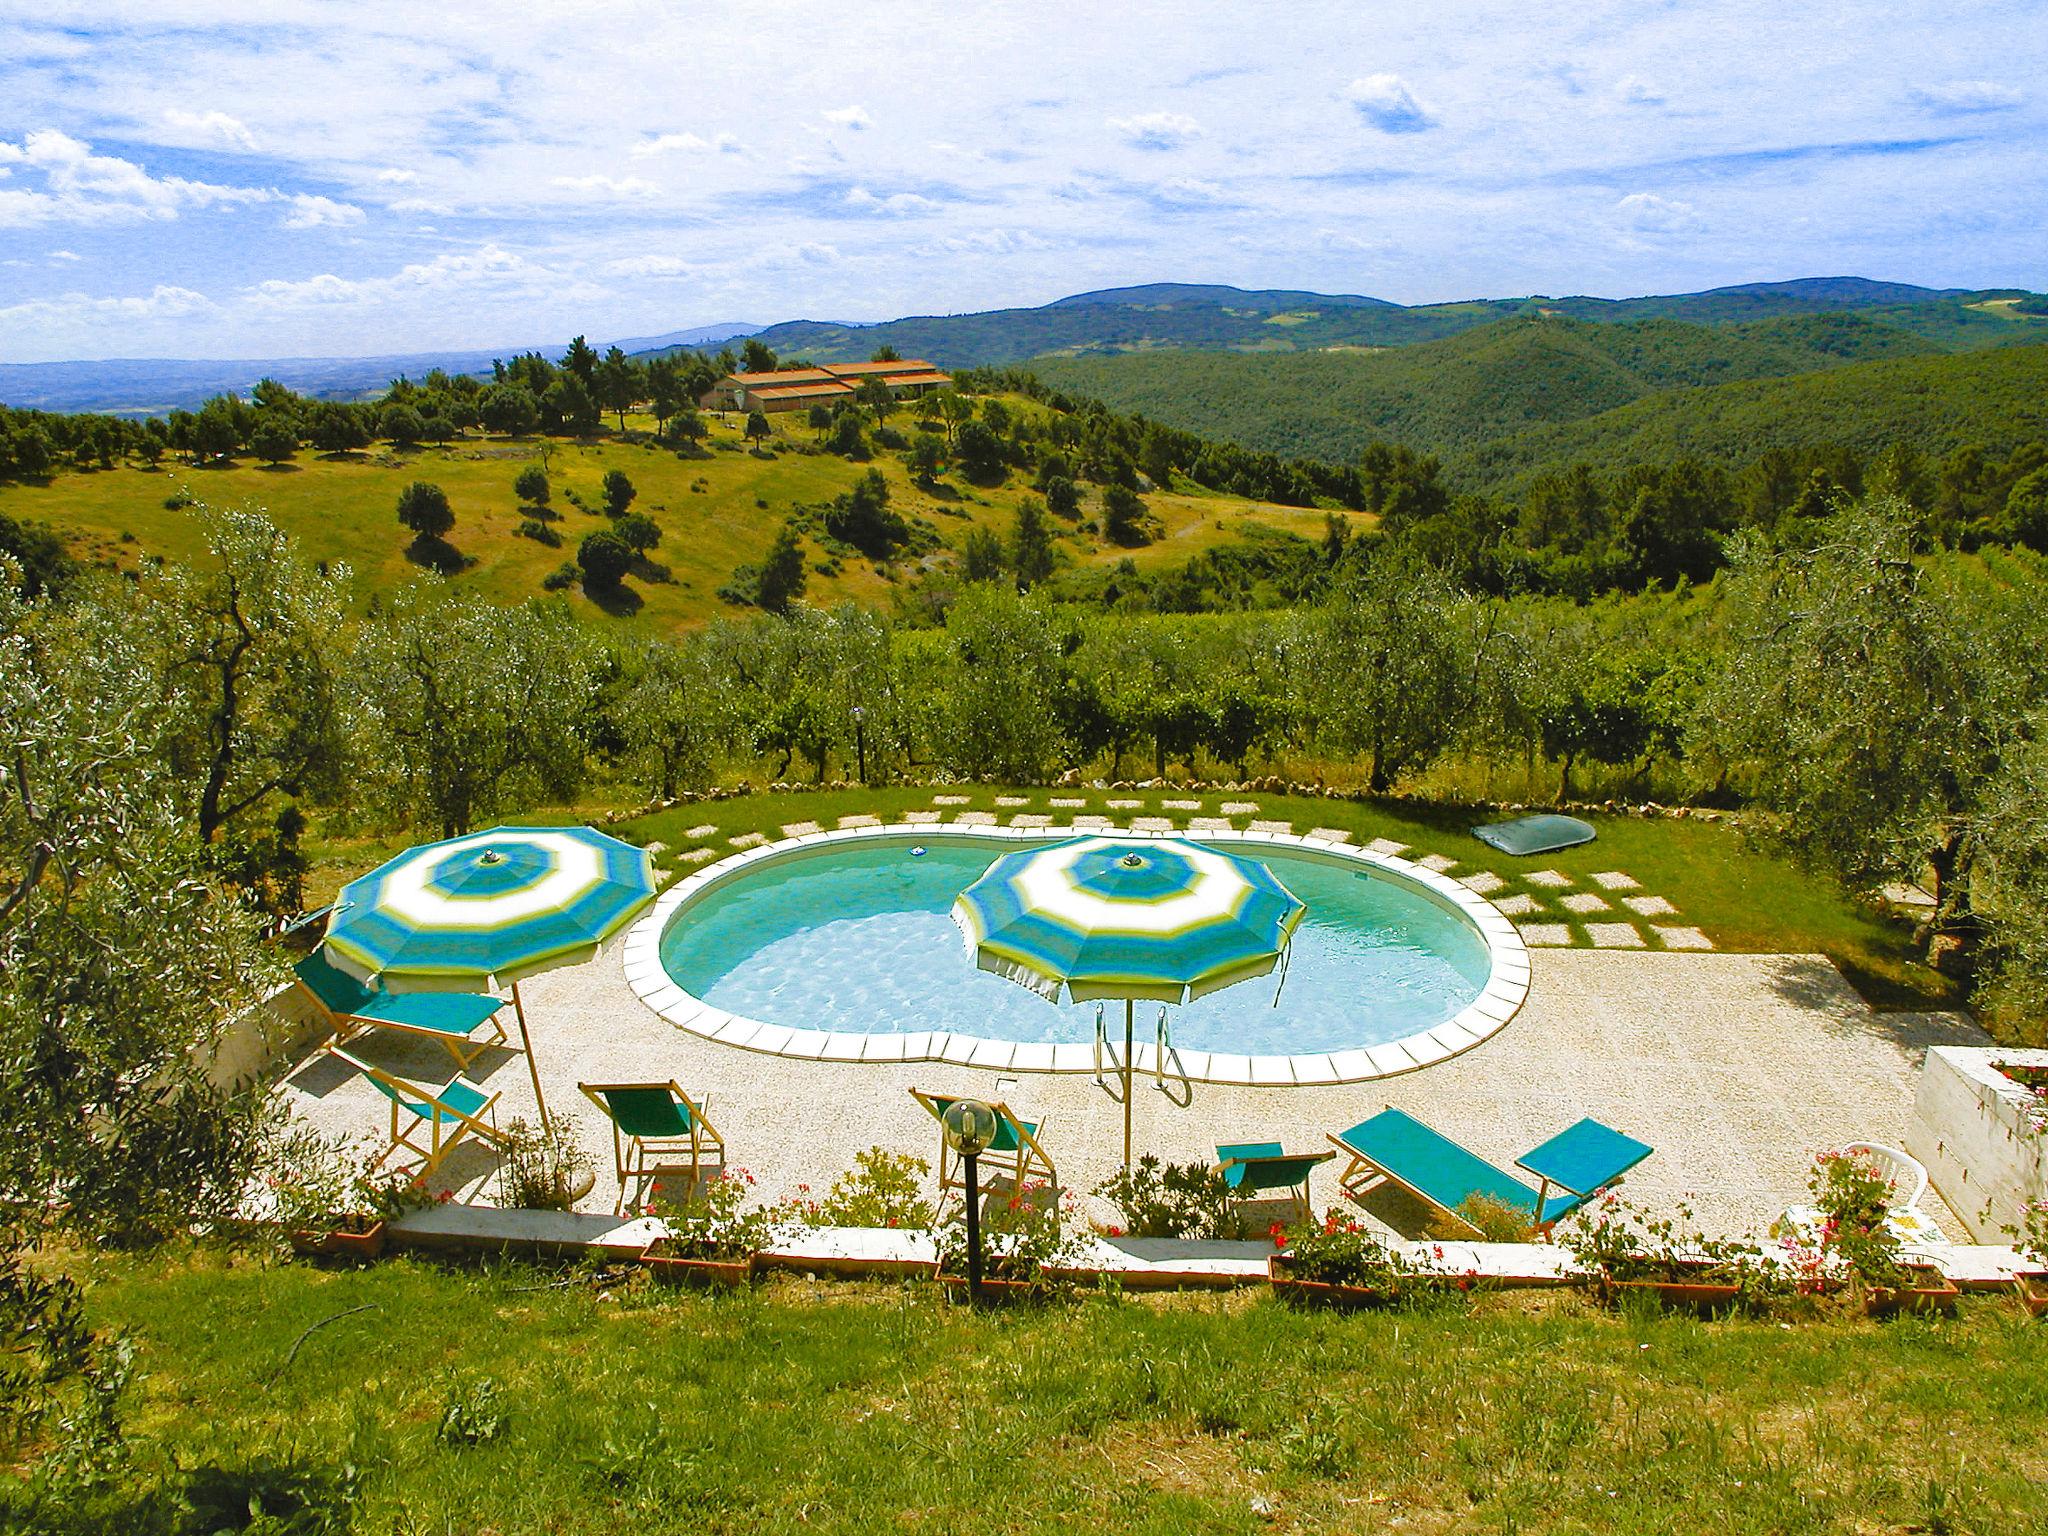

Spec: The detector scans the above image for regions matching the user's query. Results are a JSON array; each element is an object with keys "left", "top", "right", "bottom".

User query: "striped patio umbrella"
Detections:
[
  {"left": 324, "top": 825, "right": 656, "bottom": 1127},
  {"left": 953, "top": 836, "right": 1305, "bottom": 1165}
]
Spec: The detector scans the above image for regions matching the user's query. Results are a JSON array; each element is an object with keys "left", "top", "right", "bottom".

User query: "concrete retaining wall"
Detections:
[
  {"left": 1907, "top": 1046, "right": 2048, "bottom": 1241},
  {"left": 199, "top": 982, "right": 329, "bottom": 1093}
]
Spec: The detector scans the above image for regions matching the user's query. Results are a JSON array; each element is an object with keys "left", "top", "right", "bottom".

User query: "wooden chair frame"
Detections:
[
  {"left": 579, "top": 1080, "right": 726, "bottom": 1215},
  {"left": 295, "top": 972, "right": 513, "bottom": 1073},
  {"left": 909, "top": 1087, "right": 1057, "bottom": 1196},
  {"left": 328, "top": 1044, "right": 505, "bottom": 1182}
]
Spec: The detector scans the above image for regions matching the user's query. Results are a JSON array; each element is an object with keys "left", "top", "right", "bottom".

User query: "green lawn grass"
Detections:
[
  {"left": 0, "top": 405, "right": 1355, "bottom": 633},
  {"left": 47, "top": 1245, "right": 2048, "bottom": 1535}
]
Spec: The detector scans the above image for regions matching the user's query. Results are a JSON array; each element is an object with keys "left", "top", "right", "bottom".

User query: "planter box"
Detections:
[
  {"left": 1267, "top": 1254, "right": 1406, "bottom": 1309},
  {"left": 939, "top": 1273, "right": 1044, "bottom": 1305},
  {"left": 290, "top": 1221, "right": 386, "bottom": 1263},
  {"left": 638, "top": 1243, "right": 758, "bottom": 1287},
  {"left": 1863, "top": 1264, "right": 1960, "bottom": 1318},
  {"left": 1600, "top": 1263, "right": 1747, "bottom": 1315},
  {"left": 1046, "top": 1264, "right": 1247, "bottom": 1293},
  {"left": 2014, "top": 1272, "right": 2048, "bottom": 1318}
]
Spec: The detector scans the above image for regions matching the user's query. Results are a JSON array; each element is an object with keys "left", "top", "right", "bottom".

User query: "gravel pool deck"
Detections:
[{"left": 279, "top": 949, "right": 1986, "bottom": 1240}]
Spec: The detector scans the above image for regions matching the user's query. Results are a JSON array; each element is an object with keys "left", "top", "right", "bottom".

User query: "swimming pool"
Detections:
[{"left": 621, "top": 827, "right": 1530, "bottom": 1086}]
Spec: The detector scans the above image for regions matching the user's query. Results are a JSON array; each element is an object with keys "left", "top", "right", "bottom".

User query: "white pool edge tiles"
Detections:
[{"left": 622, "top": 823, "right": 1531, "bottom": 1088}]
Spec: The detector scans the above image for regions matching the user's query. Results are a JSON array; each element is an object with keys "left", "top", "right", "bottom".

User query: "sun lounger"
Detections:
[
  {"left": 1329, "top": 1108, "right": 1651, "bottom": 1234},
  {"left": 909, "top": 1088, "right": 1056, "bottom": 1196},
  {"left": 294, "top": 948, "right": 510, "bottom": 1071},
  {"left": 579, "top": 1081, "right": 726, "bottom": 1214},
  {"left": 328, "top": 1044, "right": 506, "bottom": 1181},
  {"left": 1215, "top": 1142, "right": 1334, "bottom": 1226}
]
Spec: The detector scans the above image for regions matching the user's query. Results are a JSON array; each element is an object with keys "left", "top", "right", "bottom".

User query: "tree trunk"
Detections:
[{"left": 1557, "top": 753, "right": 1575, "bottom": 807}]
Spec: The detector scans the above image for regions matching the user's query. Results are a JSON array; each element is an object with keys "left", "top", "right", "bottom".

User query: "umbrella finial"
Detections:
[
  {"left": 1119, "top": 852, "right": 1146, "bottom": 868},
  {"left": 478, "top": 850, "right": 506, "bottom": 866}
]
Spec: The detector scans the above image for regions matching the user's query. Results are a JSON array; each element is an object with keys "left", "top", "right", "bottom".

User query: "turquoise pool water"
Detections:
[{"left": 658, "top": 839, "right": 1493, "bottom": 1056}]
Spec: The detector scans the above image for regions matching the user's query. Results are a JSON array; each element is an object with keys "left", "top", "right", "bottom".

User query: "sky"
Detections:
[{"left": 0, "top": 1, "right": 2043, "bottom": 362}]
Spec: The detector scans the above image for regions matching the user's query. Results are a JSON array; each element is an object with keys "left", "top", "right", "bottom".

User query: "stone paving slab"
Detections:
[
  {"left": 1653, "top": 925, "right": 1714, "bottom": 950},
  {"left": 1417, "top": 853, "right": 1457, "bottom": 873},
  {"left": 932, "top": 794, "right": 971, "bottom": 805},
  {"left": 1367, "top": 838, "right": 1408, "bottom": 856},
  {"left": 1517, "top": 923, "right": 1573, "bottom": 946},
  {"left": 1050, "top": 797, "right": 1087, "bottom": 808},
  {"left": 1493, "top": 893, "right": 1541, "bottom": 916},
  {"left": 1249, "top": 819, "right": 1293, "bottom": 834},
  {"left": 781, "top": 821, "right": 822, "bottom": 837},
  {"left": 1162, "top": 798, "right": 1203, "bottom": 810},
  {"left": 837, "top": 814, "right": 881, "bottom": 829},
  {"left": 1107, "top": 798, "right": 1143, "bottom": 809},
  {"left": 1071, "top": 815, "right": 1114, "bottom": 830},
  {"left": 1187, "top": 817, "right": 1231, "bottom": 832},
  {"left": 1010, "top": 813, "right": 1053, "bottom": 827},
  {"left": 1586, "top": 923, "right": 1646, "bottom": 949},
  {"left": 1458, "top": 871, "right": 1506, "bottom": 894},
  {"left": 728, "top": 831, "right": 767, "bottom": 848},
  {"left": 995, "top": 795, "right": 1030, "bottom": 807},
  {"left": 1526, "top": 869, "right": 1573, "bottom": 888},
  {"left": 1623, "top": 894, "right": 1677, "bottom": 917},
  {"left": 899, "top": 810, "right": 942, "bottom": 824},
  {"left": 685, "top": 823, "right": 718, "bottom": 839},
  {"left": 951, "top": 811, "right": 997, "bottom": 826},
  {"left": 677, "top": 847, "right": 717, "bottom": 864},
  {"left": 1220, "top": 801, "right": 1260, "bottom": 815},
  {"left": 1560, "top": 892, "right": 1611, "bottom": 914},
  {"left": 1306, "top": 827, "right": 1353, "bottom": 844},
  {"left": 1591, "top": 871, "right": 1642, "bottom": 891},
  {"left": 643, "top": 841, "right": 667, "bottom": 856},
  {"left": 1132, "top": 816, "right": 1173, "bottom": 832}
]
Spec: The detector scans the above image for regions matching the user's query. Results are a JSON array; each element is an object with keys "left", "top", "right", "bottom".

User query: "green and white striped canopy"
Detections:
[
  {"left": 951, "top": 836, "right": 1306, "bottom": 1004},
  {"left": 323, "top": 825, "right": 655, "bottom": 992}
]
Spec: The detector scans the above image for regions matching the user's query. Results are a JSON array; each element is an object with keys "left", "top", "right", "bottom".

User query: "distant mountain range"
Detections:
[
  {"left": 0, "top": 321, "right": 757, "bottom": 416},
  {"left": 6, "top": 276, "right": 2045, "bottom": 415}
]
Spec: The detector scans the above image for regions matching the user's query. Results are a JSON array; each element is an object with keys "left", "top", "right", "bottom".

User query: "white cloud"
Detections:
[
  {"left": 1109, "top": 111, "right": 1202, "bottom": 150},
  {"left": 48, "top": 247, "right": 79, "bottom": 262},
  {"left": 389, "top": 196, "right": 455, "bottom": 215},
  {"left": 244, "top": 245, "right": 540, "bottom": 309},
  {"left": 605, "top": 253, "right": 696, "bottom": 277},
  {"left": 0, "top": 283, "right": 214, "bottom": 325},
  {"left": 632, "top": 132, "right": 708, "bottom": 157},
  {"left": 1911, "top": 80, "right": 2023, "bottom": 114},
  {"left": 1152, "top": 176, "right": 1227, "bottom": 205},
  {"left": 821, "top": 105, "right": 872, "bottom": 131},
  {"left": 0, "top": 129, "right": 271, "bottom": 226},
  {"left": 283, "top": 193, "right": 366, "bottom": 228},
  {"left": 1616, "top": 75, "right": 1666, "bottom": 107},
  {"left": 940, "top": 227, "right": 1051, "bottom": 253},
  {"left": 1614, "top": 191, "right": 1699, "bottom": 234},
  {"left": 796, "top": 242, "right": 841, "bottom": 264},
  {"left": 844, "top": 186, "right": 941, "bottom": 216},
  {"left": 161, "top": 108, "right": 258, "bottom": 150},
  {"left": 1345, "top": 74, "right": 1436, "bottom": 134},
  {"left": 376, "top": 167, "right": 418, "bottom": 184},
  {"left": 550, "top": 173, "right": 660, "bottom": 197}
]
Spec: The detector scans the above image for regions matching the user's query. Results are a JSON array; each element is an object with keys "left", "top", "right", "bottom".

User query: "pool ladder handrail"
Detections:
[
  {"left": 1093, "top": 1002, "right": 1124, "bottom": 1100},
  {"left": 1153, "top": 1005, "right": 1193, "bottom": 1107}
]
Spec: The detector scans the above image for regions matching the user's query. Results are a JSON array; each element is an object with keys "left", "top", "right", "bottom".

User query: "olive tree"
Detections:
[{"left": 937, "top": 585, "right": 1066, "bottom": 781}]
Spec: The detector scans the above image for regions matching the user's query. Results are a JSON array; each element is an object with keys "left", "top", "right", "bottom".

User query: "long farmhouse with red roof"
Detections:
[{"left": 701, "top": 357, "right": 953, "bottom": 413}]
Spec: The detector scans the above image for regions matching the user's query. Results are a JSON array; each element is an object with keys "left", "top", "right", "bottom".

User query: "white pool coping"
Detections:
[{"left": 620, "top": 823, "right": 1531, "bottom": 1087}]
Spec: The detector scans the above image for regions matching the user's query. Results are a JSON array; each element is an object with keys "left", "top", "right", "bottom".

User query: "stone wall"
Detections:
[{"left": 1907, "top": 1045, "right": 2048, "bottom": 1240}]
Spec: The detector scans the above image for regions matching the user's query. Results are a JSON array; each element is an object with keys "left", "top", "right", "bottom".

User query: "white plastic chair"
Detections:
[{"left": 1771, "top": 1142, "right": 1944, "bottom": 1247}]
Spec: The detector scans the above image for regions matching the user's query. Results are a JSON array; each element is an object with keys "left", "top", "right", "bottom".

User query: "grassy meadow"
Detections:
[
  {"left": 46, "top": 1245, "right": 2048, "bottom": 1536},
  {"left": 0, "top": 403, "right": 1360, "bottom": 632}
]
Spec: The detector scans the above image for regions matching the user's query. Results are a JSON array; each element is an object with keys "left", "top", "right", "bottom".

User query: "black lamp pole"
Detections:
[
  {"left": 963, "top": 1149, "right": 982, "bottom": 1305},
  {"left": 852, "top": 705, "right": 868, "bottom": 784}
]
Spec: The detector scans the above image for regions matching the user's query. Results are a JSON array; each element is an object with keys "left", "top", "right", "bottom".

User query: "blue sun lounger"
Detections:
[
  {"left": 294, "top": 948, "right": 511, "bottom": 1071},
  {"left": 1328, "top": 1108, "right": 1652, "bottom": 1234},
  {"left": 1215, "top": 1142, "right": 1335, "bottom": 1226}
]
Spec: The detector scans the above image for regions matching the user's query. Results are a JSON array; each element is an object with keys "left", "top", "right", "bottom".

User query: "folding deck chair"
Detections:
[
  {"left": 909, "top": 1088, "right": 1057, "bottom": 1197},
  {"left": 1215, "top": 1142, "right": 1335, "bottom": 1227},
  {"left": 328, "top": 1045, "right": 507, "bottom": 1182},
  {"left": 295, "top": 948, "right": 511, "bottom": 1071},
  {"left": 579, "top": 1080, "right": 726, "bottom": 1215}
]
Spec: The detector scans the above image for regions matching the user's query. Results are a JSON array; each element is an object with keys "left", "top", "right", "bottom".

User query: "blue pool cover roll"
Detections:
[{"left": 1471, "top": 814, "right": 1597, "bottom": 857}]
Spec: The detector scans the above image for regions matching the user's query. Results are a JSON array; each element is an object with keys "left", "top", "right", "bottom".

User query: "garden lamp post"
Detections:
[
  {"left": 941, "top": 1098, "right": 998, "bottom": 1305},
  {"left": 851, "top": 704, "right": 867, "bottom": 784}
]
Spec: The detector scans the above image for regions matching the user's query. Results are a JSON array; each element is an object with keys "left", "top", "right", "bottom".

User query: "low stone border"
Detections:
[{"left": 619, "top": 823, "right": 1531, "bottom": 1088}]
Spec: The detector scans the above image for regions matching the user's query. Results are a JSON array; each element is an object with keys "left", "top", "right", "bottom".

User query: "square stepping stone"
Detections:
[
  {"left": 1622, "top": 894, "right": 1677, "bottom": 917},
  {"left": 1417, "top": 853, "right": 1457, "bottom": 873},
  {"left": 1162, "top": 798, "right": 1202, "bottom": 810},
  {"left": 900, "top": 810, "right": 942, "bottom": 824},
  {"left": 1306, "top": 827, "right": 1354, "bottom": 844},
  {"left": 728, "top": 832, "right": 767, "bottom": 848},
  {"left": 1071, "top": 815, "right": 1113, "bottom": 829},
  {"left": 1494, "top": 892, "right": 1542, "bottom": 916},
  {"left": 1591, "top": 870, "right": 1641, "bottom": 891},
  {"left": 1525, "top": 869, "right": 1574, "bottom": 888},
  {"left": 995, "top": 795, "right": 1030, "bottom": 807},
  {"left": 1187, "top": 817, "right": 1231, "bottom": 832},
  {"left": 1586, "top": 923, "right": 1646, "bottom": 949},
  {"left": 1249, "top": 819, "right": 1293, "bottom": 834},
  {"left": 837, "top": 813, "right": 880, "bottom": 829},
  {"left": 932, "top": 794, "right": 971, "bottom": 805},
  {"left": 685, "top": 823, "right": 718, "bottom": 840},
  {"left": 1458, "top": 870, "right": 1506, "bottom": 895},
  {"left": 1653, "top": 925, "right": 1713, "bottom": 950},
  {"left": 1517, "top": 923, "right": 1572, "bottom": 947},
  {"left": 678, "top": 847, "right": 717, "bottom": 865},
  {"left": 1131, "top": 816, "right": 1173, "bottom": 832},
  {"left": 1050, "top": 797, "right": 1087, "bottom": 808},
  {"left": 952, "top": 811, "right": 997, "bottom": 826},
  {"left": 1107, "top": 798, "right": 1143, "bottom": 809},
  {"left": 1220, "top": 801, "right": 1260, "bottom": 815},
  {"left": 780, "top": 820, "right": 822, "bottom": 838},
  {"left": 1010, "top": 813, "right": 1053, "bottom": 827},
  {"left": 1560, "top": 891, "right": 1611, "bottom": 914},
  {"left": 642, "top": 840, "right": 668, "bottom": 856},
  {"left": 1367, "top": 838, "right": 1409, "bottom": 857}
]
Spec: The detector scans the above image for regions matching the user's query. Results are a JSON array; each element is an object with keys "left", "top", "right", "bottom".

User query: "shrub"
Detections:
[
  {"left": 542, "top": 560, "right": 578, "bottom": 591},
  {"left": 1271, "top": 1210, "right": 1417, "bottom": 1288},
  {"left": 1094, "top": 1155, "right": 1238, "bottom": 1239},
  {"left": 648, "top": 1169, "right": 774, "bottom": 1259},
  {"left": 515, "top": 517, "right": 560, "bottom": 547},
  {"left": 935, "top": 1181, "right": 1088, "bottom": 1284},
  {"left": 576, "top": 528, "right": 633, "bottom": 590},
  {"left": 436, "top": 1376, "right": 505, "bottom": 1447},
  {"left": 777, "top": 1148, "right": 933, "bottom": 1230},
  {"left": 1425, "top": 1192, "right": 1540, "bottom": 1243},
  {"left": 395, "top": 480, "right": 454, "bottom": 541},
  {"left": 493, "top": 1115, "right": 594, "bottom": 1212}
]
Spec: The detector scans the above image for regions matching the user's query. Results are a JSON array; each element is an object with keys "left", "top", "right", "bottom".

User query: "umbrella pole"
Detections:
[
  {"left": 1122, "top": 998, "right": 1134, "bottom": 1170},
  {"left": 511, "top": 982, "right": 552, "bottom": 1132}
]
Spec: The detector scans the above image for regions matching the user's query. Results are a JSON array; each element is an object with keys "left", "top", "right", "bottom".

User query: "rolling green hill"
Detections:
[
  {"left": 1028, "top": 313, "right": 1964, "bottom": 465},
  {"left": 693, "top": 278, "right": 2046, "bottom": 370}
]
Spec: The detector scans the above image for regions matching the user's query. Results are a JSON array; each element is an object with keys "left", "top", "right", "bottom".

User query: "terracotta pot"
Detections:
[
  {"left": 1267, "top": 1254, "right": 1407, "bottom": 1309},
  {"left": 1045, "top": 1265, "right": 1245, "bottom": 1293},
  {"left": 638, "top": 1242, "right": 758, "bottom": 1287},
  {"left": 2013, "top": 1272, "right": 2048, "bottom": 1318},
  {"left": 939, "top": 1273, "right": 1044, "bottom": 1305},
  {"left": 289, "top": 1221, "right": 386, "bottom": 1262},
  {"left": 1600, "top": 1261, "right": 1747, "bottom": 1315},
  {"left": 1862, "top": 1264, "right": 1960, "bottom": 1318}
]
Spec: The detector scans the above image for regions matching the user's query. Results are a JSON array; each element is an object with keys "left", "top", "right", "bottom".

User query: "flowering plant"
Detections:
[
  {"left": 935, "top": 1181, "right": 1089, "bottom": 1284},
  {"left": 773, "top": 1148, "right": 933, "bottom": 1230},
  {"left": 1271, "top": 1210, "right": 1429, "bottom": 1290},
  {"left": 648, "top": 1169, "right": 774, "bottom": 1261},
  {"left": 1561, "top": 1192, "right": 1787, "bottom": 1303},
  {"left": 1808, "top": 1149, "right": 1911, "bottom": 1290},
  {"left": 2006, "top": 1198, "right": 2048, "bottom": 1269},
  {"left": 265, "top": 1125, "right": 435, "bottom": 1236},
  {"left": 1093, "top": 1155, "right": 1239, "bottom": 1239}
]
